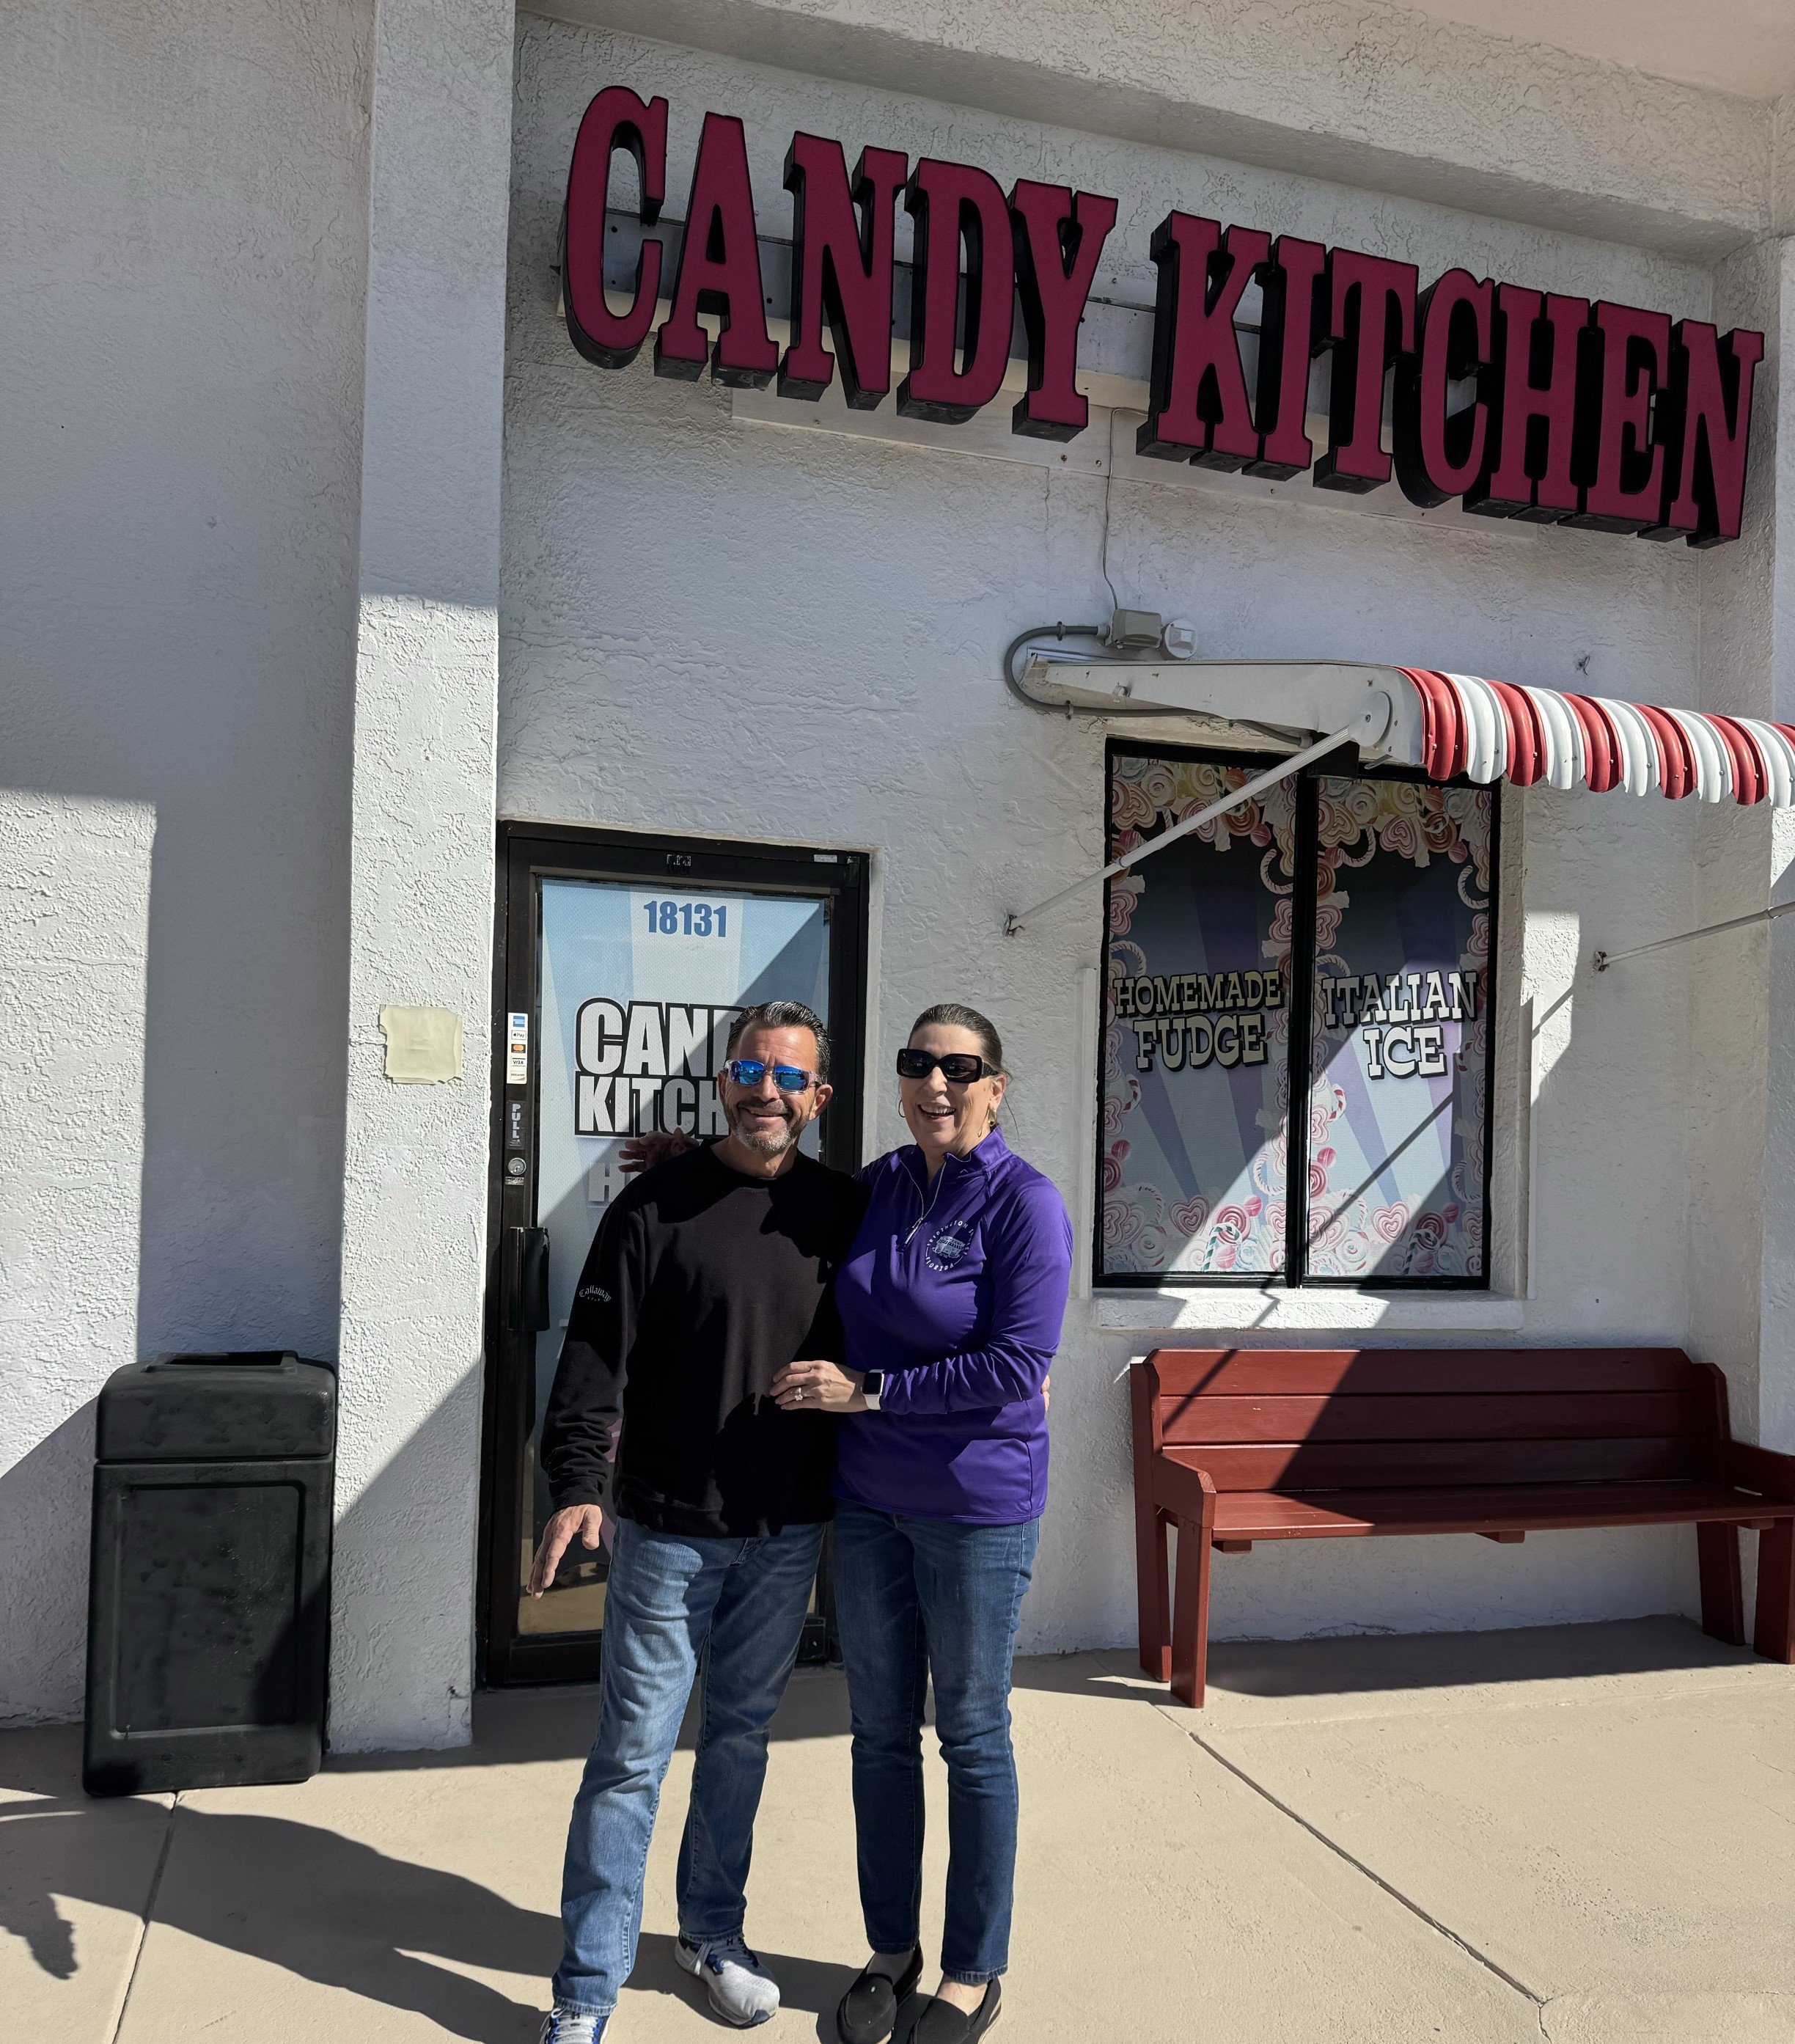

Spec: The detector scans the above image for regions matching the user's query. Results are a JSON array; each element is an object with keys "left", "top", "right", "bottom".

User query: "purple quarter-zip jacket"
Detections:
[{"left": 832, "top": 1127, "right": 1073, "bottom": 1524}]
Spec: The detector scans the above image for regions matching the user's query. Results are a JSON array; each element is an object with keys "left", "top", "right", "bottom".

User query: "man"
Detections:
[{"left": 534, "top": 1000, "right": 865, "bottom": 2044}]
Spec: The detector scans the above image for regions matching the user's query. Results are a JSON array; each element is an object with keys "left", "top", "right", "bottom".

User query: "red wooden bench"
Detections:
[{"left": 1131, "top": 1347, "right": 1795, "bottom": 1707}]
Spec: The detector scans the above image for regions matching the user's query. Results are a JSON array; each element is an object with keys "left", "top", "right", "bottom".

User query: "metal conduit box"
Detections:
[{"left": 84, "top": 1351, "right": 335, "bottom": 1797}]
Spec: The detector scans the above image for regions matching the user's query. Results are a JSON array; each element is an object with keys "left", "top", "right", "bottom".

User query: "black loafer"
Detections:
[
  {"left": 902, "top": 1979, "right": 1001, "bottom": 2044},
  {"left": 837, "top": 1946, "right": 925, "bottom": 2044}
]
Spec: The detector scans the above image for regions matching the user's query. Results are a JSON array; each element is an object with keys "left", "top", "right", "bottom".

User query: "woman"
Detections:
[{"left": 771, "top": 1004, "right": 1073, "bottom": 2044}]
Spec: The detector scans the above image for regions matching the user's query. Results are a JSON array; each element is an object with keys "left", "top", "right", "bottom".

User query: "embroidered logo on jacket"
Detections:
[
  {"left": 577, "top": 1284, "right": 612, "bottom": 1303},
  {"left": 926, "top": 1226, "right": 973, "bottom": 1270}
]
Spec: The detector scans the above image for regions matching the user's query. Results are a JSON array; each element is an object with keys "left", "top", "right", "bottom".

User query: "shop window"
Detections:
[{"left": 1101, "top": 741, "right": 1497, "bottom": 1288}]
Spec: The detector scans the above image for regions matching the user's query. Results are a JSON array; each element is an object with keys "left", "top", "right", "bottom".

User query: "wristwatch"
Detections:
[{"left": 861, "top": 1369, "right": 885, "bottom": 1411}]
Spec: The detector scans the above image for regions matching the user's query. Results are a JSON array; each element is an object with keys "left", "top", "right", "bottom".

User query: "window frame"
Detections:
[{"left": 1095, "top": 736, "right": 1500, "bottom": 1294}]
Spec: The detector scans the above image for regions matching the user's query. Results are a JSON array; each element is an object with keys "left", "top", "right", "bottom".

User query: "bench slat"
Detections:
[
  {"left": 1206, "top": 1480, "right": 1793, "bottom": 1539},
  {"left": 1161, "top": 1435, "right": 1701, "bottom": 1492},
  {"left": 1160, "top": 1390, "right": 1705, "bottom": 1446},
  {"left": 1148, "top": 1348, "right": 1701, "bottom": 1398}
]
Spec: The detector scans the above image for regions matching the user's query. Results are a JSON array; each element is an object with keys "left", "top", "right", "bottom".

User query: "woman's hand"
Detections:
[
  {"left": 769, "top": 1359, "right": 866, "bottom": 1413},
  {"left": 620, "top": 1129, "right": 697, "bottom": 1174}
]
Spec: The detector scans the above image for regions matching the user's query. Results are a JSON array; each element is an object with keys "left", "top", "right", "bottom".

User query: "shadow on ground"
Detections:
[
  {"left": 0, "top": 1676, "right": 860, "bottom": 2043},
  {"left": 1, "top": 1787, "right": 556, "bottom": 2042},
  {"left": 326, "top": 1662, "right": 854, "bottom": 1774},
  {"left": 635, "top": 1930, "right": 881, "bottom": 2044},
  {"left": 2, "top": 1729, "right": 554, "bottom": 2042},
  {"left": 1009, "top": 1615, "right": 1763, "bottom": 1705}
]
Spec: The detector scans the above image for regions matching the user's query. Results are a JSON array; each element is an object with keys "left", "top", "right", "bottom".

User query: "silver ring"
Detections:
[{"left": 795, "top": 1386, "right": 804, "bottom": 1402}]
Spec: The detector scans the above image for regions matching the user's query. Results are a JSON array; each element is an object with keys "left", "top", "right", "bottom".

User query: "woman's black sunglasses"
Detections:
[{"left": 895, "top": 1050, "right": 997, "bottom": 1083}]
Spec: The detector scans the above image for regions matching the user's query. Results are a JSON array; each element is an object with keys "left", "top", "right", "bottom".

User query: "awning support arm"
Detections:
[
  {"left": 1593, "top": 897, "right": 1795, "bottom": 972},
  {"left": 1003, "top": 717, "right": 1372, "bottom": 937}
]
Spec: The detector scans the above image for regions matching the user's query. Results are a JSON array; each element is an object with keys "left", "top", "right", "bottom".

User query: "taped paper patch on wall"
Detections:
[{"left": 380, "top": 1005, "right": 463, "bottom": 1083}]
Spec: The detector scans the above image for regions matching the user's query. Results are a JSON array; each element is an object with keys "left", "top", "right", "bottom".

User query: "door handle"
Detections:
[{"left": 504, "top": 1227, "right": 551, "bottom": 1332}]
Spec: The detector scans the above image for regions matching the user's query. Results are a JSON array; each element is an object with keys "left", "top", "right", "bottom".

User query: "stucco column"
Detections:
[
  {"left": 1696, "top": 224, "right": 1795, "bottom": 1456},
  {"left": 331, "top": 0, "right": 515, "bottom": 1750},
  {"left": 1759, "top": 236, "right": 1795, "bottom": 1454}
]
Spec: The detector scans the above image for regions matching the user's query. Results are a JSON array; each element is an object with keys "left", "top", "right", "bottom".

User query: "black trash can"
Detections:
[{"left": 84, "top": 1351, "right": 335, "bottom": 1797}]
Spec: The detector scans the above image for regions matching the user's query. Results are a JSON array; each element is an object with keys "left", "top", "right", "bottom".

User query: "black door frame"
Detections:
[{"left": 479, "top": 822, "right": 870, "bottom": 1688}]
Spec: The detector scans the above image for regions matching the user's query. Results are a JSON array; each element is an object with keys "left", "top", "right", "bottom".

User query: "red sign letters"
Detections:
[{"left": 564, "top": 88, "right": 1762, "bottom": 547}]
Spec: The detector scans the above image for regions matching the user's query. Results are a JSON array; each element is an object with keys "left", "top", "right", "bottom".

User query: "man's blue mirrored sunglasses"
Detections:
[{"left": 723, "top": 1058, "right": 816, "bottom": 1093}]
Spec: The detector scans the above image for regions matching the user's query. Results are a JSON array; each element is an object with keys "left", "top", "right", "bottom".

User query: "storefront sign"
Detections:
[
  {"left": 564, "top": 87, "right": 1762, "bottom": 546},
  {"left": 536, "top": 878, "right": 832, "bottom": 1215},
  {"left": 573, "top": 997, "right": 738, "bottom": 1138},
  {"left": 1101, "top": 747, "right": 1496, "bottom": 1286}
]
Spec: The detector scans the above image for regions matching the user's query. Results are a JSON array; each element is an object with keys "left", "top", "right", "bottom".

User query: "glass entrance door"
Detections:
[{"left": 483, "top": 827, "right": 867, "bottom": 1685}]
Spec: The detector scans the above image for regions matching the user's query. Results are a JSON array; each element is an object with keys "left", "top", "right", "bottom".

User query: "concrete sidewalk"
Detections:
[{"left": 4, "top": 1618, "right": 1791, "bottom": 2044}]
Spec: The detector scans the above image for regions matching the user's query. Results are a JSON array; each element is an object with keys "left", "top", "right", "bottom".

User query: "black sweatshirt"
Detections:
[{"left": 540, "top": 1145, "right": 868, "bottom": 1536}]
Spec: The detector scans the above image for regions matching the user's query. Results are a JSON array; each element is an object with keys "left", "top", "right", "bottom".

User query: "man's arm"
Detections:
[{"left": 530, "top": 1197, "right": 645, "bottom": 1593}]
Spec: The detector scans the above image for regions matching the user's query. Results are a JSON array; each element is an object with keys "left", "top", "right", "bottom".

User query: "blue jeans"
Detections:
[
  {"left": 831, "top": 1499, "right": 1040, "bottom": 1986},
  {"left": 552, "top": 1515, "right": 824, "bottom": 2017}
]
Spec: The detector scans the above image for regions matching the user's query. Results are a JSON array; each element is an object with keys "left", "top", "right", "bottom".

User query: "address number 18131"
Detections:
[{"left": 642, "top": 898, "right": 728, "bottom": 937}]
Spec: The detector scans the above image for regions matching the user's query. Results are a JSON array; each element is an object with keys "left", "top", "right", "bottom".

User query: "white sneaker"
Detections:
[
  {"left": 539, "top": 2008, "right": 604, "bottom": 2043},
  {"left": 675, "top": 1933, "right": 780, "bottom": 2027}
]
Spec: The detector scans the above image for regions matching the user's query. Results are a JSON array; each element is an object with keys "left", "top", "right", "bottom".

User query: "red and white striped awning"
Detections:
[
  {"left": 1010, "top": 645, "right": 1795, "bottom": 809},
  {"left": 1005, "top": 645, "right": 1795, "bottom": 932},
  {"left": 1399, "top": 669, "right": 1795, "bottom": 807}
]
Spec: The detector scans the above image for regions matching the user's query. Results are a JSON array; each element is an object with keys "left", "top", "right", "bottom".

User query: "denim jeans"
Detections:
[
  {"left": 830, "top": 1499, "right": 1040, "bottom": 1986},
  {"left": 552, "top": 1514, "right": 824, "bottom": 2018}
]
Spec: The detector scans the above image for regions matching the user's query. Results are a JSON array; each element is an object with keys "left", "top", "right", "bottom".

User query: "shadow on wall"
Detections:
[
  {"left": 0, "top": 1407, "right": 100, "bottom": 1725},
  {"left": 1, "top": 777, "right": 350, "bottom": 1732},
  {"left": 326, "top": 1367, "right": 491, "bottom": 1754},
  {"left": 1, "top": 1361, "right": 484, "bottom": 1749}
]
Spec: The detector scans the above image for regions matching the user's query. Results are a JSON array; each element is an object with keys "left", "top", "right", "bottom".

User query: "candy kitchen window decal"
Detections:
[
  {"left": 563, "top": 87, "right": 1762, "bottom": 546},
  {"left": 573, "top": 998, "right": 738, "bottom": 1138},
  {"left": 1101, "top": 747, "right": 1497, "bottom": 1289}
]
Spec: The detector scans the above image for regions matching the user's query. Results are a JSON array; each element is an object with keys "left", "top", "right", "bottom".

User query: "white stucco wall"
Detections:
[
  {"left": 497, "top": 21, "right": 1770, "bottom": 1655},
  {"left": 1686, "top": 238, "right": 1791, "bottom": 1457},
  {"left": 2, "top": 0, "right": 1788, "bottom": 1736},
  {"left": 0, "top": 800, "right": 153, "bottom": 1722},
  {"left": 540, "top": 0, "right": 1772, "bottom": 259},
  {"left": 0, "top": 0, "right": 372, "bottom": 1721},
  {"left": 1701, "top": 235, "right": 1795, "bottom": 1459}
]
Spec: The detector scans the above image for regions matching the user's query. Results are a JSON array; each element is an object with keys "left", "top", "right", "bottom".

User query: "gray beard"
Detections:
[{"left": 727, "top": 1103, "right": 801, "bottom": 1157}]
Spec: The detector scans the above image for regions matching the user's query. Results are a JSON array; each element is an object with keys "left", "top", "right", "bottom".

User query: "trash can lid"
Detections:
[{"left": 95, "top": 1352, "right": 337, "bottom": 1462}]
